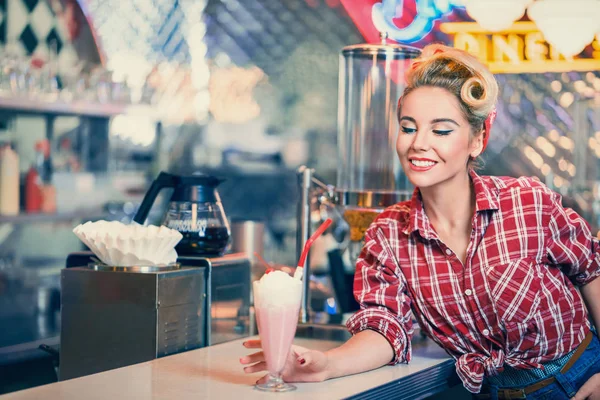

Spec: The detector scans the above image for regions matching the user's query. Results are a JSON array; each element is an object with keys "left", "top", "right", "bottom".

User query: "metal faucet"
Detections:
[
  {"left": 296, "top": 166, "right": 336, "bottom": 324},
  {"left": 297, "top": 166, "right": 313, "bottom": 324}
]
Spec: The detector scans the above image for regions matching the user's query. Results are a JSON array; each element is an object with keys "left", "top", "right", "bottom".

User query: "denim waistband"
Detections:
[
  {"left": 485, "top": 347, "right": 576, "bottom": 388},
  {"left": 486, "top": 327, "right": 597, "bottom": 388}
]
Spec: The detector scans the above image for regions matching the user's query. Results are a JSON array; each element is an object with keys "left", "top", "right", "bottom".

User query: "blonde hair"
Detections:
[{"left": 399, "top": 44, "right": 499, "bottom": 154}]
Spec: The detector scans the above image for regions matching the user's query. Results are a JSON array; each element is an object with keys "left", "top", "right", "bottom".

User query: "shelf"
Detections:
[
  {"left": 0, "top": 209, "right": 108, "bottom": 224},
  {"left": 0, "top": 97, "right": 159, "bottom": 120}
]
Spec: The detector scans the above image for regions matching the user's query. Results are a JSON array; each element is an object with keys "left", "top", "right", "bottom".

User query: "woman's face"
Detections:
[{"left": 396, "top": 86, "right": 482, "bottom": 190}]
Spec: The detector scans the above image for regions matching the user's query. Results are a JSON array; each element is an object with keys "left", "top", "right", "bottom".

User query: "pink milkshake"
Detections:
[
  {"left": 256, "top": 304, "right": 300, "bottom": 375},
  {"left": 253, "top": 270, "right": 302, "bottom": 392}
]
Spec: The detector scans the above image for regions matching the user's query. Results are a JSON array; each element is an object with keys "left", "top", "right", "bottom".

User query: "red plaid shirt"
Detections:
[{"left": 346, "top": 170, "right": 600, "bottom": 393}]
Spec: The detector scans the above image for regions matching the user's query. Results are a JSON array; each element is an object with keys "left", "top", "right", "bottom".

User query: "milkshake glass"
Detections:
[{"left": 253, "top": 270, "right": 302, "bottom": 392}]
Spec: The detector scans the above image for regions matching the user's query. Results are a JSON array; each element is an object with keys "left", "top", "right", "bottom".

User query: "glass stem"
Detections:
[{"left": 268, "top": 373, "right": 284, "bottom": 386}]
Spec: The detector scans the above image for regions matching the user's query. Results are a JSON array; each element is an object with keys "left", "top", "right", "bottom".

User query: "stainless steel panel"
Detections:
[
  {"left": 179, "top": 254, "right": 251, "bottom": 345},
  {"left": 61, "top": 268, "right": 157, "bottom": 306},
  {"left": 60, "top": 254, "right": 250, "bottom": 381},
  {"left": 157, "top": 268, "right": 207, "bottom": 357},
  {"left": 60, "top": 302, "right": 157, "bottom": 380},
  {"left": 209, "top": 255, "right": 251, "bottom": 345},
  {"left": 158, "top": 269, "right": 206, "bottom": 307},
  {"left": 230, "top": 220, "right": 265, "bottom": 256},
  {"left": 59, "top": 265, "right": 208, "bottom": 381},
  {"left": 157, "top": 303, "right": 205, "bottom": 357}
]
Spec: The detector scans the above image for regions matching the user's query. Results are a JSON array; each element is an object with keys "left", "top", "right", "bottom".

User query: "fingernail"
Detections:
[{"left": 299, "top": 358, "right": 306, "bottom": 365}]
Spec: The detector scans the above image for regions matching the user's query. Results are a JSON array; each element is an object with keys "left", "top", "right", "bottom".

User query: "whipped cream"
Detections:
[{"left": 253, "top": 270, "right": 302, "bottom": 308}]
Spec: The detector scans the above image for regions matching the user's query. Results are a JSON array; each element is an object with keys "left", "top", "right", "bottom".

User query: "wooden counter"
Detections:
[{"left": 0, "top": 335, "right": 458, "bottom": 400}]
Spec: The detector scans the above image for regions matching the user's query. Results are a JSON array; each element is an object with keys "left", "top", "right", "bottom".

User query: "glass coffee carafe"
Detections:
[{"left": 133, "top": 172, "right": 231, "bottom": 256}]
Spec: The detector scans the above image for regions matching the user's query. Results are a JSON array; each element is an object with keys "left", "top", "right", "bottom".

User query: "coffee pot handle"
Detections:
[{"left": 133, "top": 172, "right": 178, "bottom": 224}]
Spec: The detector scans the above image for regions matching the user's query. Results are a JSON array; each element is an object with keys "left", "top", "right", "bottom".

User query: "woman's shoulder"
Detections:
[
  {"left": 484, "top": 174, "right": 559, "bottom": 203},
  {"left": 371, "top": 200, "right": 412, "bottom": 229}
]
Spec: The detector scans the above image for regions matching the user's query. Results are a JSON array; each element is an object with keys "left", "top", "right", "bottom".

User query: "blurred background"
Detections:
[{"left": 1, "top": 0, "right": 600, "bottom": 394}]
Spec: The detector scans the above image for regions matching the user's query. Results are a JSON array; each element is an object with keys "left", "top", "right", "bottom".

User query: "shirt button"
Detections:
[
  {"left": 465, "top": 289, "right": 472, "bottom": 296},
  {"left": 482, "top": 329, "right": 490, "bottom": 336},
  {"left": 445, "top": 248, "right": 452, "bottom": 255}
]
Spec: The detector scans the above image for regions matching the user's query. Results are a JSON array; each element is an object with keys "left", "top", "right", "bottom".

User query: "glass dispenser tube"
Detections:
[{"left": 336, "top": 40, "right": 420, "bottom": 261}]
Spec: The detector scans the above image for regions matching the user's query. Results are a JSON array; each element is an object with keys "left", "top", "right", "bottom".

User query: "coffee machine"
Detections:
[
  {"left": 59, "top": 172, "right": 250, "bottom": 381},
  {"left": 60, "top": 252, "right": 250, "bottom": 380}
]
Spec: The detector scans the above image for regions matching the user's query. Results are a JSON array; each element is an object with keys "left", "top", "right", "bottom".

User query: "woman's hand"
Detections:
[
  {"left": 240, "top": 339, "right": 330, "bottom": 383},
  {"left": 572, "top": 373, "right": 600, "bottom": 400}
]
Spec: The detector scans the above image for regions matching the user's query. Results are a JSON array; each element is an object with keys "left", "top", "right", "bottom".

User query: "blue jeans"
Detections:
[{"left": 479, "top": 331, "right": 600, "bottom": 399}]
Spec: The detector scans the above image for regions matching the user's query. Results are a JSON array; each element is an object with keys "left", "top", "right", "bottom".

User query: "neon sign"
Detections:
[
  {"left": 370, "top": 0, "right": 463, "bottom": 43},
  {"left": 441, "top": 22, "right": 600, "bottom": 73}
]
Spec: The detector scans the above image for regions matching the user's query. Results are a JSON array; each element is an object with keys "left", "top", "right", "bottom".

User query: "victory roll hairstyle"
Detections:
[{"left": 398, "top": 44, "right": 499, "bottom": 160}]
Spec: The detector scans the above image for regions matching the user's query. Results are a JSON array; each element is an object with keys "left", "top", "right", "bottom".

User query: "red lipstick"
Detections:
[{"left": 408, "top": 157, "right": 437, "bottom": 172}]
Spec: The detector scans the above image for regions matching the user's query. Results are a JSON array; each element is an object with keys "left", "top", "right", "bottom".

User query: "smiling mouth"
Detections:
[{"left": 410, "top": 159, "right": 437, "bottom": 167}]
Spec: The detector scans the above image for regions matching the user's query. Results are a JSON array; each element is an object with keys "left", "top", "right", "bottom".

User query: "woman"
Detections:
[{"left": 240, "top": 44, "right": 600, "bottom": 399}]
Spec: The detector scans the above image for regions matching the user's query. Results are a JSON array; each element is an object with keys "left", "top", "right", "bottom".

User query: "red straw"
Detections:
[
  {"left": 253, "top": 252, "right": 271, "bottom": 269},
  {"left": 297, "top": 218, "right": 333, "bottom": 268},
  {"left": 253, "top": 252, "right": 275, "bottom": 274}
]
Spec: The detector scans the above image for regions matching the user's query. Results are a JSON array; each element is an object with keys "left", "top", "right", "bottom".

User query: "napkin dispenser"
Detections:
[{"left": 60, "top": 253, "right": 251, "bottom": 381}]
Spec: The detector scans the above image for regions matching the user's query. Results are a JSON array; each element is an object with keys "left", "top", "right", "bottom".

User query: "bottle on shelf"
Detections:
[
  {"left": 37, "top": 139, "right": 56, "bottom": 213},
  {"left": 0, "top": 144, "right": 19, "bottom": 215},
  {"left": 25, "top": 141, "right": 44, "bottom": 213},
  {"left": 25, "top": 139, "right": 57, "bottom": 213}
]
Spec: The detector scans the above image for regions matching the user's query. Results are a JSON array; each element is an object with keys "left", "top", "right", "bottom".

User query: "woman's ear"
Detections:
[{"left": 470, "top": 130, "right": 485, "bottom": 158}]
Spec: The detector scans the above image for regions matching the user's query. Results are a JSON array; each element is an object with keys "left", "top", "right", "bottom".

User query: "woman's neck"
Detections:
[{"left": 419, "top": 170, "right": 475, "bottom": 232}]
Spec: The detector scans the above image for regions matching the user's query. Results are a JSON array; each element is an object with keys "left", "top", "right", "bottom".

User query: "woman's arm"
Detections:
[
  {"left": 545, "top": 195, "right": 600, "bottom": 399},
  {"left": 325, "top": 329, "right": 394, "bottom": 379},
  {"left": 581, "top": 277, "right": 600, "bottom": 331},
  {"left": 545, "top": 190, "right": 600, "bottom": 286},
  {"left": 573, "top": 280, "right": 600, "bottom": 399},
  {"left": 241, "top": 329, "right": 394, "bottom": 382},
  {"left": 242, "top": 222, "right": 411, "bottom": 382}
]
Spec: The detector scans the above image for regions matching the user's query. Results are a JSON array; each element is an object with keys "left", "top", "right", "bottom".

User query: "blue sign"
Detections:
[{"left": 371, "top": 0, "right": 463, "bottom": 43}]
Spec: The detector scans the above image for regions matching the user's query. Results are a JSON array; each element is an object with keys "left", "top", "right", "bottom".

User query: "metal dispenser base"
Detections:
[{"left": 60, "top": 252, "right": 250, "bottom": 381}]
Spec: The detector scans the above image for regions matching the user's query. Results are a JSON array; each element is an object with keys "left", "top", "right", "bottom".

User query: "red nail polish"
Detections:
[{"left": 299, "top": 358, "right": 306, "bottom": 365}]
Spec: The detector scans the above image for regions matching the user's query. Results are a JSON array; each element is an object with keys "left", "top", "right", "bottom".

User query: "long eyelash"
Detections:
[
  {"left": 433, "top": 130, "right": 452, "bottom": 136},
  {"left": 401, "top": 127, "right": 416, "bottom": 133}
]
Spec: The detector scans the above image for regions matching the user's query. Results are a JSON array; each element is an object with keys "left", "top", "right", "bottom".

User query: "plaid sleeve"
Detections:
[
  {"left": 345, "top": 225, "right": 414, "bottom": 364},
  {"left": 545, "top": 191, "right": 600, "bottom": 286}
]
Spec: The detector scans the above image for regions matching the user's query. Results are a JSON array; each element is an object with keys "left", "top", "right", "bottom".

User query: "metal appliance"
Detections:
[
  {"left": 297, "top": 36, "right": 420, "bottom": 320},
  {"left": 59, "top": 252, "right": 250, "bottom": 381},
  {"left": 335, "top": 36, "right": 420, "bottom": 260}
]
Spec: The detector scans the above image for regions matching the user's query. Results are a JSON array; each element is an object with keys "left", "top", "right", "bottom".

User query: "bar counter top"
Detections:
[{"left": 0, "top": 334, "right": 458, "bottom": 400}]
